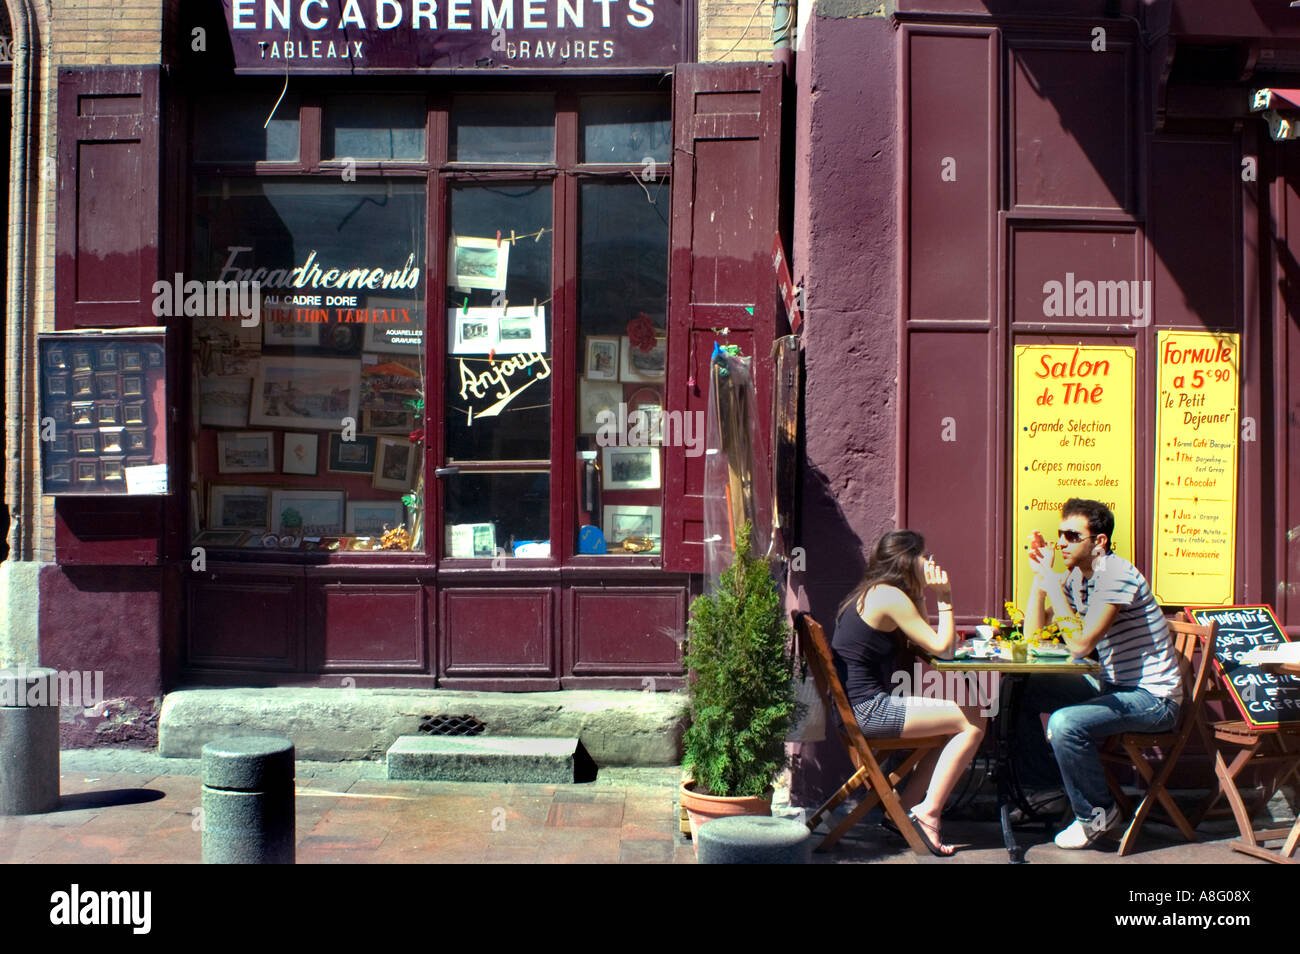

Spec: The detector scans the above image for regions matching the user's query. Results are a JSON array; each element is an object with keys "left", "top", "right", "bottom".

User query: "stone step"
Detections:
[{"left": 386, "top": 735, "right": 595, "bottom": 784}]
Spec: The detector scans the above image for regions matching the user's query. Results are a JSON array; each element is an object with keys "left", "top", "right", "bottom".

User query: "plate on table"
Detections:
[{"left": 1030, "top": 643, "right": 1072, "bottom": 658}]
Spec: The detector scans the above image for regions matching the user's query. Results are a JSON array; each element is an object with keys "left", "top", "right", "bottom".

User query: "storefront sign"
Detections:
[
  {"left": 1151, "top": 330, "right": 1239, "bottom": 606},
  {"left": 1012, "top": 345, "right": 1136, "bottom": 609},
  {"left": 220, "top": 0, "right": 684, "bottom": 72}
]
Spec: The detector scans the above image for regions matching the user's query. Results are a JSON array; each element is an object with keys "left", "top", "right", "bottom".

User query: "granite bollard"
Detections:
[
  {"left": 696, "top": 815, "right": 812, "bottom": 864},
  {"left": 201, "top": 736, "right": 296, "bottom": 864},
  {"left": 0, "top": 667, "right": 61, "bottom": 815}
]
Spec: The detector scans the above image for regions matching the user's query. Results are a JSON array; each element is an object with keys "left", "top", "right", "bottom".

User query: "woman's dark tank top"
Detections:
[{"left": 831, "top": 602, "right": 901, "bottom": 708}]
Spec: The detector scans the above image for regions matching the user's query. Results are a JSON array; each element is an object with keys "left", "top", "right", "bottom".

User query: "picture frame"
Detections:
[
  {"left": 346, "top": 500, "right": 406, "bottom": 535},
  {"left": 362, "top": 310, "right": 424, "bottom": 355},
  {"left": 328, "top": 433, "right": 379, "bottom": 474},
  {"left": 450, "top": 308, "right": 498, "bottom": 355},
  {"left": 192, "top": 529, "right": 250, "bottom": 548},
  {"left": 95, "top": 372, "right": 120, "bottom": 399},
  {"left": 601, "top": 445, "right": 660, "bottom": 490},
  {"left": 121, "top": 375, "right": 144, "bottom": 398},
  {"left": 71, "top": 350, "right": 94, "bottom": 373},
  {"left": 447, "top": 522, "right": 497, "bottom": 558},
  {"left": 263, "top": 319, "right": 322, "bottom": 348},
  {"left": 96, "top": 402, "right": 120, "bottom": 425},
  {"left": 282, "top": 432, "right": 319, "bottom": 476},
  {"left": 362, "top": 408, "right": 415, "bottom": 434},
  {"left": 494, "top": 308, "right": 546, "bottom": 354},
  {"left": 199, "top": 376, "right": 251, "bottom": 428},
  {"left": 71, "top": 374, "right": 94, "bottom": 398},
  {"left": 71, "top": 402, "right": 95, "bottom": 427},
  {"left": 48, "top": 431, "right": 71, "bottom": 455},
  {"left": 216, "top": 431, "right": 275, "bottom": 474},
  {"left": 250, "top": 357, "right": 360, "bottom": 430},
  {"left": 46, "top": 346, "right": 68, "bottom": 371},
  {"left": 73, "top": 431, "right": 98, "bottom": 455},
  {"left": 125, "top": 428, "right": 149, "bottom": 453},
  {"left": 585, "top": 336, "right": 620, "bottom": 380},
  {"left": 602, "top": 504, "right": 662, "bottom": 547},
  {"left": 579, "top": 379, "right": 623, "bottom": 434},
  {"left": 96, "top": 345, "right": 120, "bottom": 370},
  {"left": 360, "top": 356, "right": 422, "bottom": 412},
  {"left": 45, "top": 462, "right": 72, "bottom": 484},
  {"left": 101, "top": 458, "right": 126, "bottom": 483},
  {"left": 620, "top": 334, "right": 667, "bottom": 383},
  {"left": 450, "top": 235, "right": 510, "bottom": 291},
  {"left": 209, "top": 484, "right": 271, "bottom": 531},
  {"left": 373, "top": 437, "right": 417, "bottom": 492},
  {"left": 269, "top": 488, "right": 346, "bottom": 536},
  {"left": 122, "top": 350, "right": 144, "bottom": 372},
  {"left": 75, "top": 461, "right": 98, "bottom": 484},
  {"left": 46, "top": 374, "right": 69, "bottom": 397},
  {"left": 99, "top": 427, "right": 125, "bottom": 455},
  {"left": 123, "top": 402, "right": 147, "bottom": 425}
]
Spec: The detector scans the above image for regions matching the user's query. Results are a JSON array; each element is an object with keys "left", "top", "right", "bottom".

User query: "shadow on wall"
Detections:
[{"left": 789, "top": 462, "right": 873, "bottom": 808}]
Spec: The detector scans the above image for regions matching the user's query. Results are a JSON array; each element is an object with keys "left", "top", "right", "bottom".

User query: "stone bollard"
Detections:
[
  {"left": 201, "top": 736, "right": 296, "bottom": 864},
  {"left": 0, "top": 667, "right": 61, "bottom": 815},
  {"left": 696, "top": 815, "right": 813, "bottom": 864}
]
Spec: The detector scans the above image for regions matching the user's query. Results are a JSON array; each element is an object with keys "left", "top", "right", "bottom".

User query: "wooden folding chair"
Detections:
[
  {"left": 1205, "top": 720, "right": 1300, "bottom": 864},
  {"left": 1098, "top": 618, "right": 1217, "bottom": 856},
  {"left": 793, "top": 611, "right": 946, "bottom": 855}
]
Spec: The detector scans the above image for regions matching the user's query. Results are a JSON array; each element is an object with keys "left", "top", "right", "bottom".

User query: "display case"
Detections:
[{"left": 39, "top": 329, "right": 168, "bottom": 496}]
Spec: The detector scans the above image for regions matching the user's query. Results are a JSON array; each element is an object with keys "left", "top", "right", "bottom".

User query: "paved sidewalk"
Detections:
[{"left": 0, "top": 749, "right": 1286, "bottom": 864}]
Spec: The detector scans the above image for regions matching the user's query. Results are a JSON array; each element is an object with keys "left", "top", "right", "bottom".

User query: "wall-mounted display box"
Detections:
[{"left": 39, "top": 328, "right": 168, "bottom": 496}]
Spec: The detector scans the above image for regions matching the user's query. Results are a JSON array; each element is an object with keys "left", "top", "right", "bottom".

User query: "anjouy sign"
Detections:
[{"left": 220, "top": 0, "right": 684, "bottom": 72}]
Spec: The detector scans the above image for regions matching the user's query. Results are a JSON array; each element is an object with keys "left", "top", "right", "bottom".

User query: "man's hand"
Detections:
[{"left": 1026, "top": 532, "right": 1058, "bottom": 579}]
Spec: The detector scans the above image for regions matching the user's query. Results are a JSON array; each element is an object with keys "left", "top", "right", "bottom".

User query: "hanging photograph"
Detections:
[
  {"left": 373, "top": 437, "right": 418, "bottom": 492},
  {"left": 269, "top": 489, "right": 346, "bottom": 536},
  {"left": 579, "top": 379, "right": 623, "bottom": 434},
  {"left": 601, "top": 445, "right": 660, "bottom": 490},
  {"left": 209, "top": 485, "right": 271, "bottom": 531},
  {"left": 620, "top": 335, "right": 667, "bottom": 382},
  {"left": 495, "top": 307, "right": 547, "bottom": 355},
  {"left": 585, "top": 336, "right": 620, "bottom": 380},
  {"left": 250, "top": 357, "right": 360, "bottom": 430},
  {"left": 199, "top": 376, "right": 251, "bottom": 428},
  {"left": 217, "top": 432, "right": 274, "bottom": 474},
  {"left": 450, "top": 235, "right": 510, "bottom": 291},
  {"left": 346, "top": 500, "right": 406, "bottom": 535},
  {"left": 328, "top": 433, "right": 378, "bottom": 474},
  {"left": 602, "top": 504, "right": 662, "bottom": 547},
  {"left": 282, "top": 432, "right": 320, "bottom": 476},
  {"left": 449, "top": 308, "right": 498, "bottom": 355}
]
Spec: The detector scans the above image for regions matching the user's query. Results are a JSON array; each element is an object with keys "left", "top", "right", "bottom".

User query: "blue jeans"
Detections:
[{"left": 1017, "top": 676, "right": 1180, "bottom": 822}]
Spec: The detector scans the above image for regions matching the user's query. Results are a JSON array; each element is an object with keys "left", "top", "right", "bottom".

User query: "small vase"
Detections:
[{"left": 1009, "top": 642, "right": 1028, "bottom": 663}]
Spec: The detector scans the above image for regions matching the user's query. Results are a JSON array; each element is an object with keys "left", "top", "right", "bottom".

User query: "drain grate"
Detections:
[{"left": 418, "top": 714, "right": 486, "bottom": 736}]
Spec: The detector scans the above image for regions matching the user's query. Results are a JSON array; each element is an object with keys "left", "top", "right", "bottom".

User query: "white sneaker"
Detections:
[{"left": 1054, "top": 804, "right": 1121, "bottom": 849}]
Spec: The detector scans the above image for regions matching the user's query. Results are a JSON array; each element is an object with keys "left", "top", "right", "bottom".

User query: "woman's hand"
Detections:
[{"left": 924, "top": 557, "right": 952, "bottom": 600}]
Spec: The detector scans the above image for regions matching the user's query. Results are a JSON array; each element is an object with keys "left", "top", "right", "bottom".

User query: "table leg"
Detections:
[{"left": 995, "top": 674, "right": 1028, "bottom": 863}]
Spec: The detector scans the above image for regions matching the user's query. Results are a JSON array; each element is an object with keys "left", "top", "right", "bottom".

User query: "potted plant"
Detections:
[{"left": 678, "top": 522, "right": 801, "bottom": 842}]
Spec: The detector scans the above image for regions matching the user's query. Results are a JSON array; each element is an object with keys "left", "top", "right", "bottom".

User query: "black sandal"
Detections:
[{"left": 907, "top": 811, "right": 955, "bottom": 857}]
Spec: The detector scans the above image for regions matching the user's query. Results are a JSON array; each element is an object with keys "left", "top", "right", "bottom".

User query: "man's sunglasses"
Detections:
[{"left": 1057, "top": 529, "right": 1093, "bottom": 544}]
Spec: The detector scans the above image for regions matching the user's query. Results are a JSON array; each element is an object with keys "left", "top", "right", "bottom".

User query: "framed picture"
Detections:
[
  {"left": 620, "top": 334, "right": 667, "bottom": 382},
  {"left": 450, "top": 235, "right": 509, "bottom": 291},
  {"left": 71, "top": 402, "right": 95, "bottom": 427},
  {"left": 209, "top": 485, "right": 271, "bottom": 531},
  {"left": 99, "top": 427, "right": 125, "bottom": 455},
  {"left": 96, "top": 402, "right": 120, "bottom": 425},
  {"left": 96, "top": 346, "right": 120, "bottom": 370},
  {"left": 45, "top": 462, "right": 72, "bottom": 484},
  {"left": 96, "top": 372, "right": 120, "bottom": 399},
  {"left": 250, "top": 357, "right": 360, "bottom": 430},
  {"left": 282, "top": 432, "right": 319, "bottom": 475},
  {"left": 122, "top": 350, "right": 144, "bottom": 372},
  {"left": 48, "top": 431, "right": 71, "bottom": 455},
  {"left": 144, "top": 346, "right": 164, "bottom": 369},
  {"left": 75, "top": 461, "right": 99, "bottom": 484},
  {"left": 46, "top": 347, "right": 68, "bottom": 371},
  {"left": 585, "top": 336, "right": 620, "bottom": 380},
  {"left": 50, "top": 404, "right": 70, "bottom": 425},
  {"left": 125, "top": 428, "right": 149, "bottom": 453},
  {"left": 71, "top": 374, "right": 94, "bottom": 398},
  {"left": 346, "top": 500, "right": 405, "bottom": 535},
  {"left": 450, "top": 309, "right": 497, "bottom": 355},
  {"left": 123, "top": 402, "right": 147, "bottom": 425},
  {"left": 216, "top": 431, "right": 275, "bottom": 474},
  {"left": 199, "top": 376, "right": 251, "bottom": 428},
  {"left": 269, "top": 489, "right": 346, "bottom": 535},
  {"left": 601, "top": 445, "right": 660, "bottom": 490},
  {"left": 328, "top": 433, "right": 378, "bottom": 474},
  {"left": 363, "top": 408, "right": 415, "bottom": 434},
  {"left": 579, "top": 379, "right": 622, "bottom": 434},
  {"left": 121, "top": 375, "right": 144, "bottom": 397},
  {"left": 71, "top": 349, "right": 94, "bottom": 373},
  {"left": 495, "top": 308, "right": 546, "bottom": 354},
  {"left": 602, "top": 504, "right": 662, "bottom": 547},
  {"left": 362, "top": 300, "right": 424, "bottom": 354},
  {"left": 263, "top": 319, "right": 322, "bottom": 347},
  {"left": 46, "top": 374, "right": 69, "bottom": 397},
  {"left": 192, "top": 529, "right": 249, "bottom": 548},
  {"left": 101, "top": 458, "right": 126, "bottom": 483},
  {"left": 360, "top": 356, "right": 421, "bottom": 412},
  {"left": 73, "top": 431, "right": 98, "bottom": 455},
  {"left": 373, "top": 437, "right": 417, "bottom": 491},
  {"left": 447, "top": 522, "right": 497, "bottom": 558}
]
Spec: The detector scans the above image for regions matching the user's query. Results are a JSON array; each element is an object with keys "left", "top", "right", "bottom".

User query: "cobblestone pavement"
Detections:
[{"left": 0, "top": 749, "right": 1287, "bottom": 865}]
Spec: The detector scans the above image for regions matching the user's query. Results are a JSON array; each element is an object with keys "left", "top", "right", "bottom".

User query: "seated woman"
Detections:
[{"left": 830, "top": 530, "right": 987, "bottom": 856}]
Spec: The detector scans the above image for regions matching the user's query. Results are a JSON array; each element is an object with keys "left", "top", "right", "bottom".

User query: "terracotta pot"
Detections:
[{"left": 679, "top": 780, "right": 772, "bottom": 850}]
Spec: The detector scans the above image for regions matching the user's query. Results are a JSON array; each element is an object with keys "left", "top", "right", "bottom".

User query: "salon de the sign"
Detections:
[{"left": 221, "top": 0, "right": 685, "bottom": 71}]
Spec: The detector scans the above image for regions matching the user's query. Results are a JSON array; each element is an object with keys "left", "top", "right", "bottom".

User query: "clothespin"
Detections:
[
  {"left": 534, "top": 228, "right": 542, "bottom": 242},
  {"left": 496, "top": 230, "right": 502, "bottom": 248},
  {"left": 463, "top": 297, "right": 469, "bottom": 314},
  {"left": 488, "top": 348, "right": 496, "bottom": 362},
  {"left": 532, "top": 298, "right": 538, "bottom": 316}
]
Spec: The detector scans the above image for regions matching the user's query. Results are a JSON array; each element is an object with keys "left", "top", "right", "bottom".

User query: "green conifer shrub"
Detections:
[{"left": 681, "top": 522, "right": 801, "bottom": 797}]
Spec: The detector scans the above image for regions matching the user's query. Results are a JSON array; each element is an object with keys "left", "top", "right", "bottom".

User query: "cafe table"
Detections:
[{"left": 923, "top": 644, "right": 1101, "bottom": 864}]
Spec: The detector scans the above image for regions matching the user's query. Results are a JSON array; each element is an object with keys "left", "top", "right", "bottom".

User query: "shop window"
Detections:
[
  {"left": 449, "top": 94, "right": 555, "bottom": 164},
  {"left": 579, "top": 94, "right": 672, "bottom": 165},
  {"left": 324, "top": 94, "right": 426, "bottom": 161},
  {"left": 194, "top": 91, "right": 300, "bottom": 163},
  {"left": 190, "top": 178, "right": 427, "bottom": 553}
]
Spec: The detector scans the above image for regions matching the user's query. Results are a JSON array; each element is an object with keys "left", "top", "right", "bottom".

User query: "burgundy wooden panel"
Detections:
[
  {"left": 1149, "top": 137, "right": 1239, "bottom": 331},
  {"left": 666, "top": 63, "right": 783, "bottom": 573},
  {"left": 907, "top": 29, "right": 993, "bottom": 322},
  {"left": 568, "top": 586, "right": 686, "bottom": 675},
  {"left": 1010, "top": 45, "right": 1132, "bottom": 211},
  {"left": 1010, "top": 227, "right": 1142, "bottom": 326},
  {"left": 440, "top": 587, "right": 555, "bottom": 676},
  {"left": 1286, "top": 300, "right": 1300, "bottom": 630},
  {"left": 1282, "top": 156, "right": 1300, "bottom": 631},
  {"left": 187, "top": 575, "right": 303, "bottom": 671},
  {"left": 56, "top": 67, "right": 160, "bottom": 328},
  {"left": 317, "top": 584, "right": 425, "bottom": 671},
  {"left": 903, "top": 331, "right": 994, "bottom": 619},
  {"left": 55, "top": 498, "right": 163, "bottom": 566}
]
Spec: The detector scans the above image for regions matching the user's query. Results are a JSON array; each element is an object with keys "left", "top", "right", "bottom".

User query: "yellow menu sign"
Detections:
[
  {"left": 1012, "top": 345, "right": 1136, "bottom": 609},
  {"left": 1152, "top": 330, "right": 1239, "bottom": 606}
]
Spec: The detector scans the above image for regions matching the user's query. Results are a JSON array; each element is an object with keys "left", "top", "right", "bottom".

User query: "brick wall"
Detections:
[{"left": 698, "top": 0, "right": 774, "bottom": 63}]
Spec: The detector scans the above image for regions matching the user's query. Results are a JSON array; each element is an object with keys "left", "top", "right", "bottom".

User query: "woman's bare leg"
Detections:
[{"left": 898, "top": 701, "right": 986, "bottom": 850}]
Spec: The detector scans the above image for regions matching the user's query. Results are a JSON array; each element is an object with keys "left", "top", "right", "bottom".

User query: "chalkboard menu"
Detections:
[
  {"left": 1188, "top": 604, "right": 1300, "bottom": 728},
  {"left": 38, "top": 331, "right": 169, "bottom": 496}
]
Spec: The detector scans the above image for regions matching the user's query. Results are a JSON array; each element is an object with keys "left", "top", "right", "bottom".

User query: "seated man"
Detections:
[{"left": 1020, "top": 498, "right": 1182, "bottom": 849}]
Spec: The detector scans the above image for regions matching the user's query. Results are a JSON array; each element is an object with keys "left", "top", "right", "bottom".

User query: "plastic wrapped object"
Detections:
[{"left": 703, "top": 343, "right": 773, "bottom": 589}]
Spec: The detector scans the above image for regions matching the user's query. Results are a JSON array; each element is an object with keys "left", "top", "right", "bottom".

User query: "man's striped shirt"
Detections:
[{"left": 1063, "top": 554, "right": 1182, "bottom": 702}]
